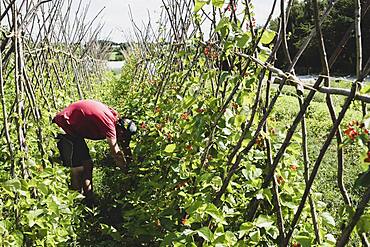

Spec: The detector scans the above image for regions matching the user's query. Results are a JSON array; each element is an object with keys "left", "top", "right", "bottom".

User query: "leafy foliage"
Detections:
[{"left": 0, "top": 166, "right": 84, "bottom": 246}]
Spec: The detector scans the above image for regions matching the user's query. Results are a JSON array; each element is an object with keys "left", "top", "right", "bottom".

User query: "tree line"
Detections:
[{"left": 271, "top": 0, "right": 370, "bottom": 75}]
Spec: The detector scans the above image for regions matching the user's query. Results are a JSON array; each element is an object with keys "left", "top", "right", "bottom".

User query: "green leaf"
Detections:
[
  {"left": 0, "top": 221, "right": 7, "bottom": 235},
  {"left": 210, "top": 176, "right": 222, "bottom": 190},
  {"left": 215, "top": 224, "right": 224, "bottom": 235},
  {"left": 354, "top": 168, "right": 370, "bottom": 188},
  {"left": 13, "top": 230, "right": 24, "bottom": 246},
  {"left": 281, "top": 200, "right": 297, "bottom": 209},
  {"left": 266, "top": 226, "right": 279, "bottom": 240},
  {"left": 321, "top": 212, "right": 336, "bottom": 227},
  {"left": 238, "top": 222, "right": 253, "bottom": 238},
  {"left": 241, "top": 166, "right": 263, "bottom": 180},
  {"left": 205, "top": 204, "right": 227, "bottom": 224},
  {"left": 164, "top": 144, "right": 176, "bottom": 153},
  {"left": 224, "top": 231, "right": 237, "bottom": 244},
  {"left": 249, "top": 229, "right": 260, "bottom": 242},
  {"left": 215, "top": 17, "right": 231, "bottom": 37},
  {"left": 38, "top": 182, "right": 49, "bottom": 195},
  {"left": 222, "top": 128, "right": 232, "bottom": 136},
  {"left": 357, "top": 214, "right": 370, "bottom": 233},
  {"left": 360, "top": 83, "right": 370, "bottom": 94},
  {"left": 325, "top": 234, "right": 336, "bottom": 244},
  {"left": 4, "top": 179, "right": 21, "bottom": 190},
  {"left": 236, "top": 33, "right": 251, "bottom": 48},
  {"left": 197, "top": 227, "right": 213, "bottom": 242},
  {"left": 161, "top": 233, "right": 178, "bottom": 247},
  {"left": 100, "top": 224, "right": 122, "bottom": 241},
  {"left": 296, "top": 235, "right": 312, "bottom": 247},
  {"left": 212, "top": 0, "right": 224, "bottom": 8},
  {"left": 194, "top": 0, "right": 209, "bottom": 12},
  {"left": 234, "top": 114, "right": 246, "bottom": 128},
  {"left": 255, "top": 215, "right": 274, "bottom": 229},
  {"left": 259, "top": 29, "right": 276, "bottom": 45}
]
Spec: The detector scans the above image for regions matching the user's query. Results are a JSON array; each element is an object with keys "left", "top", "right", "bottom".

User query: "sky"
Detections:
[{"left": 81, "top": 0, "right": 279, "bottom": 42}]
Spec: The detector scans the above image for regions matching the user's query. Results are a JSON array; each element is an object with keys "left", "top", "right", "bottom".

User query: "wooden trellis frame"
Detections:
[
  {"left": 126, "top": 0, "right": 370, "bottom": 246},
  {"left": 0, "top": 0, "right": 109, "bottom": 178}
]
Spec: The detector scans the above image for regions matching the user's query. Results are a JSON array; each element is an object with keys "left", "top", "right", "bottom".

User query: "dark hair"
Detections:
[{"left": 117, "top": 118, "right": 137, "bottom": 135}]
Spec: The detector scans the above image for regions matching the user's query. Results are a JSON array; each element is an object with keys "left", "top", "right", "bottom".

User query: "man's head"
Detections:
[{"left": 116, "top": 118, "right": 137, "bottom": 146}]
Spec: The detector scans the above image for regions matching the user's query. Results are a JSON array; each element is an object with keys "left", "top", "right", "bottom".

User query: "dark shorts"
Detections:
[{"left": 56, "top": 134, "right": 91, "bottom": 168}]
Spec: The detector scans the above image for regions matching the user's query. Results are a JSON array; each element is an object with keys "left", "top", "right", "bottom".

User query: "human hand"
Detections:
[{"left": 113, "top": 151, "right": 129, "bottom": 173}]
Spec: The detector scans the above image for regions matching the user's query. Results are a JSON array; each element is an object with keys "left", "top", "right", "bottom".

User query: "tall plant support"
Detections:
[
  {"left": 125, "top": 0, "right": 370, "bottom": 245},
  {"left": 0, "top": 0, "right": 109, "bottom": 178}
]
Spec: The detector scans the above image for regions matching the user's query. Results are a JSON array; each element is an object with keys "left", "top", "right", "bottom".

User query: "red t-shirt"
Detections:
[{"left": 53, "top": 100, "right": 118, "bottom": 140}]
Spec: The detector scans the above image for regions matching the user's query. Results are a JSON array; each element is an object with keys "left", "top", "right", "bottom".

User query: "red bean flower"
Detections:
[
  {"left": 185, "top": 145, "right": 193, "bottom": 151},
  {"left": 181, "top": 112, "right": 189, "bottom": 121},
  {"left": 140, "top": 122, "right": 147, "bottom": 129},
  {"left": 225, "top": 3, "right": 236, "bottom": 11},
  {"left": 204, "top": 47, "right": 210, "bottom": 56},
  {"left": 277, "top": 175, "right": 285, "bottom": 185},
  {"left": 344, "top": 126, "right": 359, "bottom": 140},
  {"left": 196, "top": 108, "right": 205, "bottom": 113},
  {"left": 364, "top": 151, "right": 370, "bottom": 163},
  {"left": 290, "top": 164, "right": 298, "bottom": 171}
]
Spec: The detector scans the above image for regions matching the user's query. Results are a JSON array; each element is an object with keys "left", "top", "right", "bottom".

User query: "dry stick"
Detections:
[
  {"left": 13, "top": 3, "right": 28, "bottom": 179},
  {"left": 352, "top": 0, "right": 369, "bottom": 244},
  {"left": 278, "top": 0, "right": 320, "bottom": 242},
  {"left": 235, "top": 1, "right": 338, "bottom": 219},
  {"left": 336, "top": 186, "right": 370, "bottom": 247},
  {"left": 298, "top": 89, "right": 321, "bottom": 244},
  {"left": 283, "top": 81, "right": 359, "bottom": 245},
  {"left": 213, "top": 0, "right": 311, "bottom": 207},
  {"left": 164, "top": 0, "right": 179, "bottom": 42},
  {"left": 8, "top": 2, "right": 22, "bottom": 221},
  {"left": 265, "top": 0, "right": 302, "bottom": 243},
  {"left": 45, "top": 13, "right": 82, "bottom": 97},
  {"left": 34, "top": 17, "right": 58, "bottom": 108},
  {"left": 318, "top": 0, "right": 353, "bottom": 213},
  {"left": 245, "top": 1, "right": 256, "bottom": 45},
  {"left": 355, "top": 0, "right": 367, "bottom": 118},
  {"left": 41, "top": 0, "right": 63, "bottom": 40},
  {"left": 328, "top": 0, "right": 370, "bottom": 70},
  {"left": 181, "top": 1, "right": 192, "bottom": 40},
  {"left": 0, "top": 0, "right": 15, "bottom": 22},
  {"left": 36, "top": 9, "right": 58, "bottom": 108},
  {"left": 0, "top": 22, "right": 15, "bottom": 178},
  {"left": 67, "top": 3, "right": 103, "bottom": 93},
  {"left": 23, "top": 44, "right": 51, "bottom": 111},
  {"left": 312, "top": 0, "right": 349, "bottom": 242},
  {"left": 55, "top": 2, "right": 80, "bottom": 90},
  {"left": 18, "top": 0, "right": 52, "bottom": 30},
  {"left": 202, "top": 0, "right": 278, "bottom": 169},
  {"left": 69, "top": 0, "right": 84, "bottom": 44},
  {"left": 22, "top": 67, "right": 46, "bottom": 165},
  {"left": 264, "top": 71, "right": 286, "bottom": 246},
  {"left": 2, "top": 37, "right": 16, "bottom": 70},
  {"left": 152, "top": 42, "right": 178, "bottom": 106},
  {"left": 74, "top": 8, "right": 105, "bottom": 53},
  {"left": 280, "top": 0, "right": 292, "bottom": 65}
]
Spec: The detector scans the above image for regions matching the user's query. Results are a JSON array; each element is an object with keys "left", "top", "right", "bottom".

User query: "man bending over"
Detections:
[{"left": 52, "top": 99, "right": 136, "bottom": 202}]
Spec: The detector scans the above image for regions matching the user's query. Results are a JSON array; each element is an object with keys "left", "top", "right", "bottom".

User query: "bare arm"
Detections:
[{"left": 107, "top": 137, "right": 132, "bottom": 172}]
